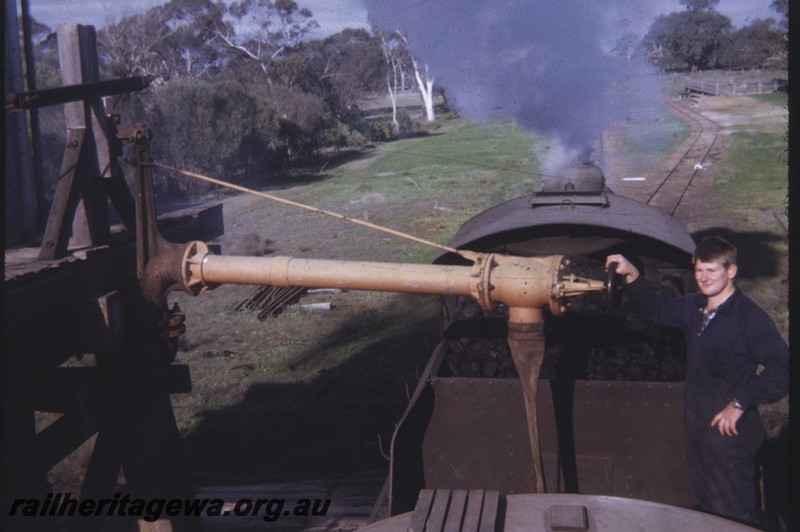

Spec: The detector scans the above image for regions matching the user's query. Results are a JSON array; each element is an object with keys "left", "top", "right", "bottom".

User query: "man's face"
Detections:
[{"left": 694, "top": 259, "right": 737, "bottom": 298}]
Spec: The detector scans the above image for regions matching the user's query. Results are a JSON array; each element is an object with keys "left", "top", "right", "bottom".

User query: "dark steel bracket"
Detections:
[
  {"left": 116, "top": 124, "right": 191, "bottom": 356},
  {"left": 6, "top": 75, "right": 154, "bottom": 112}
]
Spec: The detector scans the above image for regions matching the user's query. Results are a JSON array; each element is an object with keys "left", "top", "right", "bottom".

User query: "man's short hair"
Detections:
[{"left": 693, "top": 236, "right": 737, "bottom": 267}]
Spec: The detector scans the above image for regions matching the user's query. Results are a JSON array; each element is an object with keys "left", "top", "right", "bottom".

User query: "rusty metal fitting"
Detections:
[
  {"left": 157, "top": 303, "right": 186, "bottom": 344},
  {"left": 469, "top": 254, "right": 568, "bottom": 313},
  {"left": 115, "top": 124, "right": 153, "bottom": 143},
  {"left": 484, "top": 254, "right": 567, "bottom": 315},
  {"left": 470, "top": 253, "right": 496, "bottom": 311}
]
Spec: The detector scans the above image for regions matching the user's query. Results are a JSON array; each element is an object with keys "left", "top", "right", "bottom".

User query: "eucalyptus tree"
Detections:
[
  {"left": 395, "top": 31, "right": 435, "bottom": 122},
  {"left": 301, "top": 29, "right": 385, "bottom": 118},
  {"left": 642, "top": 0, "right": 732, "bottom": 71},
  {"left": 769, "top": 0, "right": 788, "bottom": 30},
  {"left": 724, "top": 19, "right": 786, "bottom": 69},
  {"left": 97, "top": 0, "right": 224, "bottom": 81},
  {"left": 252, "top": 29, "right": 385, "bottom": 158},
  {"left": 377, "top": 28, "right": 413, "bottom": 133},
  {"left": 678, "top": 0, "right": 719, "bottom": 11},
  {"left": 214, "top": 0, "right": 319, "bottom": 82}
]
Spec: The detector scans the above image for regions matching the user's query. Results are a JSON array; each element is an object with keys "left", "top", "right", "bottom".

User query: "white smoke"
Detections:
[
  {"left": 540, "top": 139, "right": 585, "bottom": 179},
  {"left": 366, "top": 0, "right": 664, "bottom": 160}
]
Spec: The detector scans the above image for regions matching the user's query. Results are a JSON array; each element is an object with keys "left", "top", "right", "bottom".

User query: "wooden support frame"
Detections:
[
  {"left": 6, "top": 22, "right": 225, "bottom": 532},
  {"left": 37, "top": 24, "right": 137, "bottom": 261},
  {"left": 38, "top": 128, "right": 107, "bottom": 259}
]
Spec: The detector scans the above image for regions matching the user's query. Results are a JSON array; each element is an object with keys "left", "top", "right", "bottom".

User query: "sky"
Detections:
[
  {"left": 26, "top": 0, "right": 778, "bottom": 36},
  {"left": 25, "top": 0, "right": 370, "bottom": 37}
]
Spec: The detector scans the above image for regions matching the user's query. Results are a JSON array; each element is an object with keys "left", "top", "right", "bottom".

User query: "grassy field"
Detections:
[
  {"left": 711, "top": 93, "right": 788, "bottom": 218},
  {"left": 170, "top": 93, "right": 786, "bottom": 483},
  {"left": 46, "top": 93, "right": 788, "bottom": 494},
  {"left": 168, "top": 118, "right": 551, "bottom": 481},
  {"left": 706, "top": 93, "right": 789, "bottom": 333},
  {"left": 615, "top": 111, "right": 690, "bottom": 174},
  {"left": 713, "top": 130, "right": 787, "bottom": 218}
]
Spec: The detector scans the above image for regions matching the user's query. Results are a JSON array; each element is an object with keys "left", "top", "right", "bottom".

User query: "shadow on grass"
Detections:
[
  {"left": 690, "top": 227, "right": 786, "bottom": 280},
  {"left": 180, "top": 310, "right": 438, "bottom": 485}
]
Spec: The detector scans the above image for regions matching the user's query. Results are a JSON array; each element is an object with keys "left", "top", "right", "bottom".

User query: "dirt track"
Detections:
[
  {"left": 601, "top": 94, "right": 787, "bottom": 331},
  {"left": 605, "top": 94, "right": 785, "bottom": 224}
]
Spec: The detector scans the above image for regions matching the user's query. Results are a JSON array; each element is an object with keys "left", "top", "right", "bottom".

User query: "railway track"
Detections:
[{"left": 644, "top": 99, "right": 722, "bottom": 215}]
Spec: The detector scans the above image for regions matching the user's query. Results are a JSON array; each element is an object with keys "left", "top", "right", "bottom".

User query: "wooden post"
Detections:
[
  {"left": 61, "top": 30, "right": 136, "bottom": 233},
  {"left": 38, "top": 24, "right": 139, "bottom": 259},
  {"left": 56, "top": 24, "right": 109, "bottom": 250},
  {"left": 4, "top": 0, "right": 39, "bottom": 245},
  {"left": 39, "top": 128, "right": 92, "bottom": 259}
]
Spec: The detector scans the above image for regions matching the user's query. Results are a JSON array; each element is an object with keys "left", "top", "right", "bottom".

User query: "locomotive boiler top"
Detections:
[
  {"left": 435, "top": 162, "right": 695, "bottom": 269},
  {"left": 540, "top": 160, "right": 607, "bottom": 194}
]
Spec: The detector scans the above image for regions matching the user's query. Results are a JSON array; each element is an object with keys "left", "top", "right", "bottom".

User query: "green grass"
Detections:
[
  {"left": 753, "top": 91, "right": 789, "bottom": 107},
  {"left": 617, "top": 113, "right": 691, "bottom": 172},
  {"left": 165, "top": 116, "right": 553, "bottom": 480},
  {"left": 41, "top": 93, "right": 789, "bottom": 498},
  {"left": 712, "top": 130, "right": 787, "bottom": 217},
  {"left": 167, "top": 108, "right": 788, "bottom": 484},
  {"left": 704, "top": 118, "right": 788, "bottom": 332},
  {"left": 367, "top": 120, "right": 541, "bottom": 203},
  {"left": 369, "top": 120, "right": 537, "bottom": 177},
  {"left": 244, "top": 119, "right": 544, "bottom": 263}
]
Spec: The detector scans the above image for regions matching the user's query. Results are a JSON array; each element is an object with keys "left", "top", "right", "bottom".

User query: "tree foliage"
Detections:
[
  {"left": 770, "top": 0, "right": 788, "bottom": 30},
  {"left": 26, "top": 0, "right": 788, "bottom": 196},
  {"left": 299, "top": 29, "right": 386, "bottom": 117},
  {"left": 642, "top": 0, "right": 787, "bottom": 71},
  {"left": 723, "top": 19, "right": 786, "bottom": 69},
  {"left": 93, "top": 0, "right": 385, "bottom": 187},
  {"left": 679, "top": 0, "right": 719, "bottom": 12},
  {"left": 148, "top": 79, "right": 280, "bottom": 192},
  {"left": 98, "top": 0, "right": 224, "bottom": 80},
  {"left": 643, "top": 10, "right": 732, "bottom": 71},
  {"left": 29, "top": 19, "right": 60, "bottom": 89},
  {"left": 215, "top": 0, "right": 319, "bottom": 77}
]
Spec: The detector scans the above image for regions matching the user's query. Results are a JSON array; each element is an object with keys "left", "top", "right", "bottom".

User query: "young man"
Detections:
[{"left": 606, "top": 236, "right": 788, "bottom": 527}]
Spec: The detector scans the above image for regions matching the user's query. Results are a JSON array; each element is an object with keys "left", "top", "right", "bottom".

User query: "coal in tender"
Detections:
[{"left": 441, "top": 272, "right": 686, "bottom": 382}]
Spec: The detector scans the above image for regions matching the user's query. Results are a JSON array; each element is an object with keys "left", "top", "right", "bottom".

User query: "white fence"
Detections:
[{"left": 683, "top": 70, "right": 787, "bottom": 95}]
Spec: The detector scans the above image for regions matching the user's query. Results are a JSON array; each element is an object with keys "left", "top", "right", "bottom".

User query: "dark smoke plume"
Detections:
[{"left": 366, "top": 0, "right": 663, "bottom": 173}]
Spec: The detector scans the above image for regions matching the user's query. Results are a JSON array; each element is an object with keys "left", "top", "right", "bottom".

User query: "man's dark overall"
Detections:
[{"left": 624, "top": 277, "right": 788, "bottom": 527}]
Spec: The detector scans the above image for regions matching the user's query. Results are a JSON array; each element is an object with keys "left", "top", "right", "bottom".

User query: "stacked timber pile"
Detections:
[
  {"left": 238, "top": 287, "right": 339, "bottom": 319},
  {"left": 237, "top": 286, "right": 308, "bottom": 320}
]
